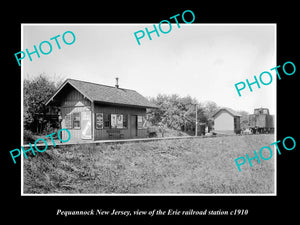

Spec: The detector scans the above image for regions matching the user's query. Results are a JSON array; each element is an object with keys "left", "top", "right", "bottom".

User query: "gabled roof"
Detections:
[
  {"left": 212, "top": 107, "right": 241, "bottom": 118},
  {"left": 46, "top": 78, "right": 158, "bottom": 108}
]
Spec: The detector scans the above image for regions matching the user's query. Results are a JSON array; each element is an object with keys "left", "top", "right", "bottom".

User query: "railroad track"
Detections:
[{"left": 24, "top": 131, "right": 271, "bottom": 149}]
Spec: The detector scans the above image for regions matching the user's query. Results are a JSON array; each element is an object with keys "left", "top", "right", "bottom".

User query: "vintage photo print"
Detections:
[{"left": 21, "top": 23, "right": 276, "bottom": 196}]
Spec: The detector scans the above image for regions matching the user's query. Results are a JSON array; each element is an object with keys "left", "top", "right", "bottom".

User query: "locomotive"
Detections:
[{"left": 248, "top": 108, "right": 274, "bottom": 134}]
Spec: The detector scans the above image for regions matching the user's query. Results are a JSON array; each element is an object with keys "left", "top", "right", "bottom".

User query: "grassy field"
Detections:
[{"left": 23, "top": 134, "right": 275, "bottom": 194}]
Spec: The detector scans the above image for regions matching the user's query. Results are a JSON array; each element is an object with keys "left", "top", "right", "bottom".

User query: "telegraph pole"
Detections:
[{"left": 195, "top": 104, "right": 198, "bottom": 136}]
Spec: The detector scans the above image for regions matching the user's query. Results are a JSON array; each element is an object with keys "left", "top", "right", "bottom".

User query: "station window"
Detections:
[
  {"left": 72, "top": 112, "right": 81, "bottom": 129},
  {"left": 111, "top": 114, "right": 128, "bottom": 129}
]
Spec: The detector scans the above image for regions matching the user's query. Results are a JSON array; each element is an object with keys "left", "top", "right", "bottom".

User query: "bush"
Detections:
[
  {"left": 24, "top": 129, "right": 35, "bottom": 144},
  {"left": 23, "top": 135, "right": 275, "bottom": 194}
]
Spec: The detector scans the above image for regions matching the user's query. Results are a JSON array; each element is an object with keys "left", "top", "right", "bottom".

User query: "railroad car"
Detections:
[{"left": 248, "top": 108, "right": 274, "bottom": 134}]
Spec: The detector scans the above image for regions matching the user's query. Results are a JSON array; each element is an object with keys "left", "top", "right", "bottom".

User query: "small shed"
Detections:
[
  {"left": 212, "top": 107, "right": 241, "bottom": 134},
  {"left": 46, "top": 78, "right": 157, "bottom": 142}
]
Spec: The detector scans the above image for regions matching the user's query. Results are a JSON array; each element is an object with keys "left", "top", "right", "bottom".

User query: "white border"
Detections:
[
  {"left": 21, "top": 24, "right": 24, "bottom": 195},
  {"left": 21, "top": 23, "right": 277, "bottom": 196}
]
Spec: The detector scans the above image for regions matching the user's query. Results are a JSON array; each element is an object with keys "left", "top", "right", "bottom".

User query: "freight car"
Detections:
[{"left": 248, "top": 108, "right": 274, "bottom": 134}]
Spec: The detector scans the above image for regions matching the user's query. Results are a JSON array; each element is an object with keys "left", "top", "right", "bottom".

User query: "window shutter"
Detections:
[
  {"left": 123, "top": 114, "right": 128, "bottom": 128},
  {"left": 104, "top": 114, "right": 110, "bottom": 128}
]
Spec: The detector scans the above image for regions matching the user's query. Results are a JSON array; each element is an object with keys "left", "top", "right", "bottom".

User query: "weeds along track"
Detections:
[
  {"left": 41, "top": 133, "right": 232, "bottom": 149},
  {"left": 25, "top": 132, "right": 260, "bottom": 150},
  {"left": 23, "top": 133, "right": 275, "bottom": 194}
]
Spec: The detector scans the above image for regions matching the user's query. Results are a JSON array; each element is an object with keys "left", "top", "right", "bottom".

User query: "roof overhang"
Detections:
[
  {"left": 212, "top": 108, "right": 241, "bottom": 118},
  {"left": 45, "top": 78, "right": 159, "bottom": 109}
]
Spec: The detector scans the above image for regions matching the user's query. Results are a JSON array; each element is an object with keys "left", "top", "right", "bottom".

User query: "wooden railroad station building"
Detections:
[{"left": 46, "top": 78, "right": 157, "bottom": 142}]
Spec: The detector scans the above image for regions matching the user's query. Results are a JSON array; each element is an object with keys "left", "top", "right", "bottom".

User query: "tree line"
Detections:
[
  {"left": 147, "top": 95, "right": 250, "bottom": 134},
  {"left": 24, "top": 74, "right": 249, "bottom": 136},
  {"left": 147, "top": 94, "right": 219, "bottom": 134}
]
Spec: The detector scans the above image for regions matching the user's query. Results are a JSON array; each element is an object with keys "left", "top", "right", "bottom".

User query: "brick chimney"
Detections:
[{"left": 115, "top": 77, "right": 119, "bottom": 88}]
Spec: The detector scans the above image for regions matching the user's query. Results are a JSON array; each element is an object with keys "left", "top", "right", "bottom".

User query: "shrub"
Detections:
[{"left": 24, "top": 129, "right": 35, "bottom": 144}]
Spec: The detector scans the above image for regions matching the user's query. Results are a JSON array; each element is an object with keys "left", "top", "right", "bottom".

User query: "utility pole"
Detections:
[{"left": 195, "top": 104, "right": 198, "bottom": 136}]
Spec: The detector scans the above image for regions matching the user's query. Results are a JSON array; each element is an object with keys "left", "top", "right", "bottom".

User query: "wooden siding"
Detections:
[
  {"left": 214, "top": 111, "right": 241, "bottom": 134},
  {"left": 214, "top": 112, "right": 234, "bottom": 132},
  {"left": 234, "top": 117, "right": 241, "bottom": 132},
  {"left": 59, "top": 87, "right": 148, "bottom": 142},
  {"left": 93, "top": 104, "right": 147, "bottom": 140},
  {"left": 61, "top": 88, "right": 91, "bottom": 107},
  {"left": 60, "top": 88, "right": 92, "bottom": 143}
]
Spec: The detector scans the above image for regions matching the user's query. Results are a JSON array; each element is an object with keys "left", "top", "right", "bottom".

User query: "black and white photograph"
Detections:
[
  {"left": 21, "top": 24, "right": 276, "bottom": 195},
  {"left": 4, "top": 5, "right": 298, "bottom": 224}
]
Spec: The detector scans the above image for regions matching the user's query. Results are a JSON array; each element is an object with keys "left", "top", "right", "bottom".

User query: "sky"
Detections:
[{"left": 22, "top": 24, "right": 276, "bottom": 114}]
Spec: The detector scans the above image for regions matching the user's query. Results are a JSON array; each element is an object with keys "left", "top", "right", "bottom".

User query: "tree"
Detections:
[
  {"left": 203, "top": 101, "right": 220, "bottom": 119},
  {"left": 24, "top": 74, "right": 63, "bottom": 133},
  {"left": 237, "top": 110, "right": 250, "bottom": 130},
  {"left": 147, "top": 94, "right": 209, "bottom": 134}
]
